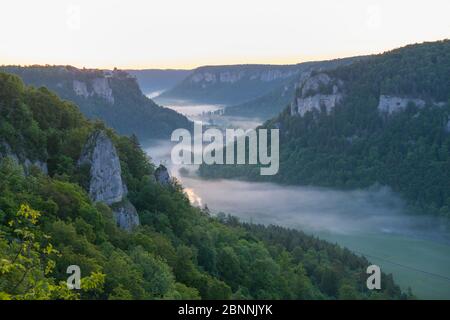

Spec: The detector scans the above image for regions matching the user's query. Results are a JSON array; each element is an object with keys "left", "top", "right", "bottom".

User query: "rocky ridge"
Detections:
[
  {"left": 78, "top": 130, "right": 139, "bottom": 231},
  {"left": 290, "top": 73, "right": 343, "bottom": 116}
]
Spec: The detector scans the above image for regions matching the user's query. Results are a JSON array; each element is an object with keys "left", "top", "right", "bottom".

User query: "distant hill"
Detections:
[
  {"left": 224, "top": 57, "right": 362, "bottom": 120},
  {"left": 125, "top": 69, "right": 192, "bottom": 97},
  {"left": 0, "top": 66, "right": 192, "bottom": 140},
  {"left": 158, "top": 64, "right": 309, "bottom": 105},
  {"left": 199, "top": 40, "right": 450, "bottom": 218}
]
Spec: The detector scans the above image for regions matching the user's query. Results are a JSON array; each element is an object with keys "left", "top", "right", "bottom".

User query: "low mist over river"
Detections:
[{"left": 143, "top": 102, "right": 450, "bottom": 299}]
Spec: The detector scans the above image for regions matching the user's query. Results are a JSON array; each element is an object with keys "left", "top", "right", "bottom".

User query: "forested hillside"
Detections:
[
  {"left": 199, "top": 40, "right": 450, "bottom": 218},
  {"left": 224, "top": 57, "right": 362, "bottom": 119},
  {"left": 0, "top": 73, "right": 407, "bottom": 300},
  {"left": 0, "top": 66, "right": 192, "bottom": 140}
]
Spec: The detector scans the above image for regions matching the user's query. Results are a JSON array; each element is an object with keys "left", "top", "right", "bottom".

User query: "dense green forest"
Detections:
[
  {"left": 199, "top": 40, "right": 450, "bottom": 218},
  {"left": 0, "top": 72, "right": 407, "bottom": 299},
  {"left": 0, "top": 66, "right": 192, "bottom": 140}
]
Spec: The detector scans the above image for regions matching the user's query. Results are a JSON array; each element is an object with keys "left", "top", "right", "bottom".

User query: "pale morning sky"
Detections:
[{"left": 1, "top": 0, "right": 449, "bottom": 69}]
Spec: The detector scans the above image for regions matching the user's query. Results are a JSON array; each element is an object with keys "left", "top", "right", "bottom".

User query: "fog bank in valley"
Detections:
[
  {"left": 144, "top": 138, "right": 450, "bottom": 299},
  {"left": 144, "top": 139, "right": 449, "bottom": 242}
]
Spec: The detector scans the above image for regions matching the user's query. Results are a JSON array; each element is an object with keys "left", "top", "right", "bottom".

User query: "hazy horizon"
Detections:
[
  {"left": 1, "top": 0, "right": 449, "bottom": 69},
  {"left": 2, "top": 39, "right": 448, "bottom": 71}
]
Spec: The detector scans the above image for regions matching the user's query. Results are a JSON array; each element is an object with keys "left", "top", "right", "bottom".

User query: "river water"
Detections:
[{"left": 144, "top": 100, "right": 450, "bottom": 299}]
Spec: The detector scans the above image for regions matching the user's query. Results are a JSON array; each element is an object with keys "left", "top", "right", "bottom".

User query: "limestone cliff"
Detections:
[
  {"left": 78, "top": 131, "right": 126, "bottom": 204},
  {"left": 290, "top": 73, "right": 343, "bottom": 117},
  {"left": 158, "top": 64, "right": 305, "bottom": 105},
  {"left": 73, "top": 77, "right": 114, "bottom": 104},
  {"left": 78, "top": 130, "right": 139, "bottom": 231},
  {"left": 189, "top": 68, "right": 299, "bottom": 84}
]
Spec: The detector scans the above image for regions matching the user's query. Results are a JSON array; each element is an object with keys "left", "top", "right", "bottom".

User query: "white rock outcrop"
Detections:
[
  {"left": 291, "top": 94, "right": 343, "bottom": 117},
  {"left": 0, "top": 142, "right": 48, "bottom": 175},
  {"left": 73, "top": 80, "right": 90, "bottom": 98},
  {"left": 190, "top": 69, "right": 300, "bottom": 84},
  {"left": 219, "top": 71, "right": 245, "bottom": 83},
  {"left": 155, "top": 164, "right": 171, "bottom": 185},
  {"left": 445, "top": 117, "right": 450, "bottom": 133},
  {"left": 300, "top": 73, "right": 333, "bottom": 96},
  {"left": 23, "top": 158, "right": 48, "bottom": 175},
  {"left": 291, "top": 73, "right": 343, "bottom": 117},
  {"left": 377, "top": 95, "right": 426, "bottom": 114},
  {"left": 78, "top": 131, "right": 126, "bottom": 205},
  {"left": 112, "top": 201, "right": 140, "bottom": 232},
  {"left": 72, "top": 77, "right": 114, "bottom": 104},
  {"left": 92, "top": 78, "right": 114, "bottom": 104},
  {"left": 78, "top": 130, "right": 139, "bottom": 231},
  {"left": 259, "top": 69, "right": 298, "bottom": 82},
  {"left": 191, "top": 72, "right": 217, "bottom": 83},
  {"left": 0, "top": 142, "right": 19, "bottom": 163}
]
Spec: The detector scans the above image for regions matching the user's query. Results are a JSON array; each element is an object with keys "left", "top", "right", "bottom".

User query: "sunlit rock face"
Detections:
[
  {"left": 78, "top": 130, "right": 139, "bottom": 231},
  {"left": 155, "top": 164, "right": 171, "bottom": 185},
  {"left": 290, "top": 73, "right": 343, "bottom": 117},
  {"left": 377, "top": 95, "right": 426, "bottom": 114},
  {"left": 73, "top": 77, "right": 114, "bottom": 104}
]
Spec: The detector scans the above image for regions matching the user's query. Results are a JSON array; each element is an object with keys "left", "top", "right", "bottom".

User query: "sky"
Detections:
[{"left": 1, "top": 0, "right": 449, "bottom": 69}]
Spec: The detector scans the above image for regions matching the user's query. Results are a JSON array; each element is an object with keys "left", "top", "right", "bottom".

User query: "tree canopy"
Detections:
[{"left": 0, "top": 72, "right": 407, "bottom": 300}]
